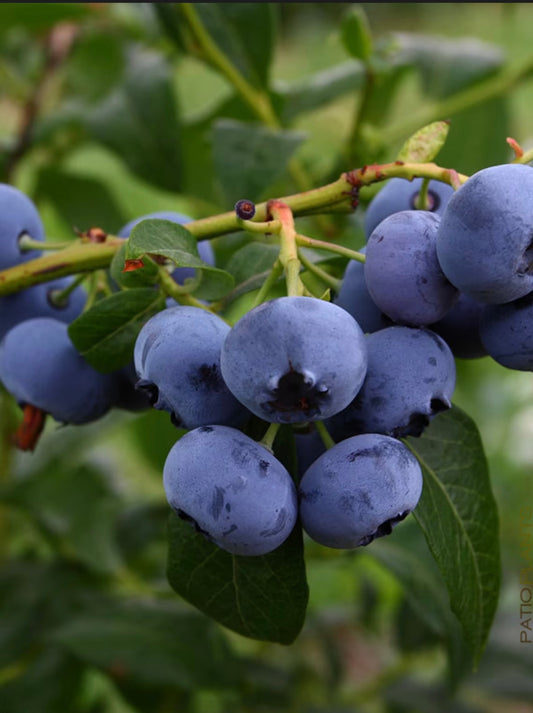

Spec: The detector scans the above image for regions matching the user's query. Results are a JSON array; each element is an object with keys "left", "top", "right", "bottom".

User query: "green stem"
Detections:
[
  {"left": 414, "top": 177, "right": 431, "bottom": 210},
  {"left": 18, "top": 235, "right": 73, "bottom": 252},
  {"left": 384, "top": 55, "right": 533, "bottom": 148},
  {"left": 47, "top": 273, "right": 86, "bottom": 307},
  {"left": 82, "top": 273, "right": 99, "bottom": 312},
  {"left": 178, "top": 2, "right": 333, "bottom": 235},
  {"left": 237, "top": 217, "right": 281, "bottom": 235},
  {"left": 157, "top": 267, "right": 215, "bottom": 312},
  {"left": 0, "top": 161, "right": 467, "bottom": 297},
  {"left": 314, "top": 420, "right": 335, "bottom": 450},
  {"left": 179, "top": 3, "right": 278, "bottom": 127},
  {"left": 259, "top": 422, "right": 281, "bottom": 453},
  {"left": 515, "top": 146, "right": 533, "bottom": 164},
  {"left": 296, "top": 233, "right": 366, "bottom": 263},
  {"left": 252, "top": 259, "right": 284, "bottom": 308},
  {"left": 297, "top": 250, "right": 341, "bottom": 291},
  {"left": 0, "top": 236, "right": 123, "bottom": 296},
  {"left": 268, "top": 200, "right": 304, "bottom": 297}
]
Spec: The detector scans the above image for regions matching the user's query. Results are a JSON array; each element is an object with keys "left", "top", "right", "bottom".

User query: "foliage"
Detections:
[{"left": 1, "top": 4, "right": 532, "bottom": 712}]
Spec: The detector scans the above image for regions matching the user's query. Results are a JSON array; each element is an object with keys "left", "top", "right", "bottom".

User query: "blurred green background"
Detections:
[{"left": 1, "top": 3, "right": 533, "bottom": 712}]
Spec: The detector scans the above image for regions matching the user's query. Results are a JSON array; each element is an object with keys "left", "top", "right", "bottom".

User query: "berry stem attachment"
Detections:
[
  {"left": 267, "top": 200, "right": 304, "bottom": 297},
  {"left": 259, "top": 422, "right": 281, "bottom": 453},
  {"left": 157, "top": 267, "right": 214, "bottom": 312},
  {"left": 236, "top": 218, "right": 281, "bottom": 235},
  {"left": 18, "top": 235, "right": 73, "bottom": 252},
  {"left": 314, "top": 421, "right": 335, "bottom": 450},
  {"left": 47, "top": 273, "right": 86, "bottom": 307},
  {"left": 414, "top": 177, "right": 431, "bottom": 210},
  {"left": 295, "top": 234, "right": 366, "bottom": 264},
  {"left": 297, "top": 250, "right": 341, "bottom": 292}
]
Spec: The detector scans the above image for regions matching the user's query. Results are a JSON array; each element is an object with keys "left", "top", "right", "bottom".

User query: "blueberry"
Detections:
[
  {"left": 112, "top": 362, "right": 151, "bottom": 412},
  {"left": 430, "top": 292, "right": 487, "bottom": 360},
  {"left": 0, "top": 277, "right": 87, "bottom": 341},
  {"left": 220, "top": 296, "right": 368, "bottom": 424},
  {"left": 436, "top": 163, "right": 533, "bottom": 304},
  {"left": 479, "top": 291, "right": 533, "bottom": 370},
  {"left": 294, "top": 427, "right": 327, "bottom": 479},
  {"left": 0, "top": 184, "right": 44, "bottom": 270},
  {"left": 334, "top": 248, "right": 392, "bottom": 333},
  {"left": 365, "top": 210, "right": 459, "bottom": 326},
  {"left": 235, "top": 199, "right": 256, "bottom": 220},
  {"left": 117, "top": 211, "right": 215, "bottom": 284},
  {"left": 299, "top": 433, "right": 423, "bottom": 549},
  {"left": 326, "top": 326, "right": 456, "bottom": 440},
  {"left": 364, "top": 177, "right": 454, "bottom": 240},
  {"left": 134, "top": 306, "right": 248, "bottom": 429},
  {"left": 163, "top": 425, "right": 298, "bottom": 556},
  {"left": 0, "top": 318, "right": 115, "bottom": 424}
]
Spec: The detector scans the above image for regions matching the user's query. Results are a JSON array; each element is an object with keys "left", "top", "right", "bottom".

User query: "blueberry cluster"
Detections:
[
  {"left": 339, "top": 164, "right": 533, "bottom": 369},
  {"left": 137, "top": 294, "right": 425, "bottom": 556},
  {"left": 3, "top": 163, "right": 531, "bottom": 558},
  {"left": 0, "top": 200, "right": 203, "bottom": 437}
]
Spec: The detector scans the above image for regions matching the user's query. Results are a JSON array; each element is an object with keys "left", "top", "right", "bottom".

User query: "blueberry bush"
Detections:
[{"left": 1, "top": 4, "right": 533, "bottom": 712}]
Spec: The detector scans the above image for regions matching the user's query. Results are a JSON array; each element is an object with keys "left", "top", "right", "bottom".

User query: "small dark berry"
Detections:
[{"left": 235, "top": 199, "right": 256, "bottom": 220}]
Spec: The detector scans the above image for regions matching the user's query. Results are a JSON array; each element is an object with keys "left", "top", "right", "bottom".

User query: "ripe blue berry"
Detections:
[
  {"left": 220, "top": 296, "right": 368, "bottom": 424},
  {"left": 0, "top": 318, "right": 115, "bottom": 424},
  {"left": 112, "top": 362, "right": 151, "bottom": 412},
  {"left": 299, "top": 433, "right": 423, "bottom": 549},
  {"left": 334, "top": 249, "right": 391, "bottom": 334},
  {"left": 364, "top": 177, "right": 454, "bottom": 240},
  {"left": 163, "top": 425, "right": 298, "bottom": 556},
  {"left": 430, "top": 292, "right": 487, "bottom": 360},
  {"left": 326, "top": 326, "right": 456, "bottom": 440},
  {"left": 0, "top": 277, "right": 86, "bottom": 341},
  {"left": 134, "top": 306, "right": 248, "bottom": 429},
  {"left": 436, "top": 163, "right": 533, "bottom": 303},
  {"left": 365, "top": 210, "right": 459, "bottom": 326},
  {"left": 479, "top": 291, "right": 533, "bottom": 370},
  {"left": 117, "top": 211, "right": 214, "bottom": 284},
  {"left": 0, "top": 184, "right": 44, "bottom": 270}
]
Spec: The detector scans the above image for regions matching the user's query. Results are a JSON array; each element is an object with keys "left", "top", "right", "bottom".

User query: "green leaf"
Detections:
[
  {"left": 0, "top": 648, "right": 84, "bottom": 713},
  {"left": 224, "top": 242, "right": 279, "bottom": 286},
  {"left": 192, "top": 3, "right": 278, "bottom": 89},
  {"left": 126, "top": 408, "right": 185, "bottom": 472},
  {"left": 273, "top": 61, "right": 366, "bottom": 124},
  {"left": 397, "top": 120, "right": 450, "bottom": 163},
  {"left": 126, "top": 219, "right": 234, "bottom": 300},
  {"left": 0, "top": 562, "right": 50, "bottom": 668},
  {"left": 212, "top": 119, "right": 305, "bottom": 205},
  {"left": 53, "top": 599, "right": 237, "bottom": 689},
  {"left": 3, "top": 464, "right": 123, "bottom": 574},
  {"left": 110, "top": 242, "right": 160, "bottom": 288},
  {"left": 390, "top": 32, "right": 504, "bottom": 99},
  {"left": 434, "top": 97, "right": 510, "bottom": 176},
  {"left": 341, "top": 5, "right": 373, "bottom": 61},
  {"left": 370, "top": 539, "right": 472, "bottom": 684},
  {"left": 167, "top": 512, "right": 309, "bottom": 644},
  {"left": 34, "top": 167, "right": 127, "bottom": 236},
  {"left": 64, "top": 30, "right": 126, "bottom": 104},
  {"left": 406, "top": 406, "right": 501, "bottom": 666},
  {"left": 68, "top": 288, "right": 165, "bottom": 373},
  {"left": 86, "top": 48, "right": 182, "bottom": 192}
]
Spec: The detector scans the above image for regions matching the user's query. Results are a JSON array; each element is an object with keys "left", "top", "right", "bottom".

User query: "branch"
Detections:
[{"left": 0, "top": 161, "right": 468, "bottom": 297}]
